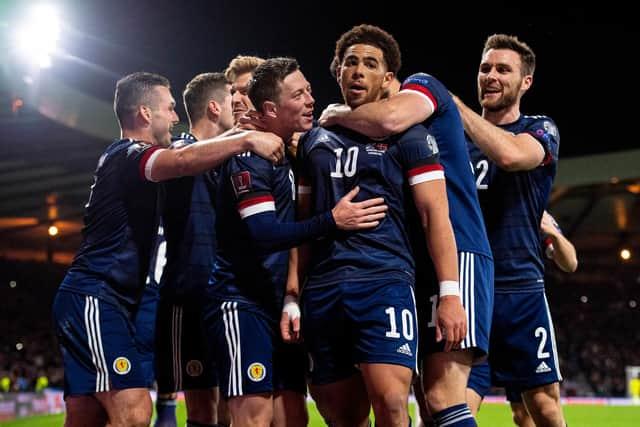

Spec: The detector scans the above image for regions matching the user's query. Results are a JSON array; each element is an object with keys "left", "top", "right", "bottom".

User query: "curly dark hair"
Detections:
[{"left": 334, "top": 24, "right": 401, "bottom": 75}]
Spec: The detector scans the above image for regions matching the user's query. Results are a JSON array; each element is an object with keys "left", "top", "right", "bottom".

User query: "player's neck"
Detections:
[
  {"left": 121, "top": 128, "right": 154, "bottom": 144},
  {"left": 482, "top": 104, "right": 521, "bottom": 126},
  {"left": 190, "top": 121, "right": 222, "bottom": 141}
]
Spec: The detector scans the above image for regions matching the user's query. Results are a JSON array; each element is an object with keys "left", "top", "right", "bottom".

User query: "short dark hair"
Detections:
[
  {"left": 114, "top": 72, "right": 170, "bottom": 126},
  {"left": 334, "top": 24, "right": 401, "bottom": 75},
  {"left": 183, "top": 72, "right": 229, "bottom": 124},
  {"left": 248, "top": 57, "right": 299, "bottom": 113},
  {"left": 483, "top": 34, "right": 536, "bottom": 76}
]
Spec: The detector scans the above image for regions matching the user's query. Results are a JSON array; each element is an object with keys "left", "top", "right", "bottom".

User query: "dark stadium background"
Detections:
[{"left": 0, "top": 0, "right": 638, "bottom": 413}]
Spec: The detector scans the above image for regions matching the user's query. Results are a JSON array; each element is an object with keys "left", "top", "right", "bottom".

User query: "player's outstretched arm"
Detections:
[
  {"left": 412, "top": 179, "right": 466, "bottom": 352},
  {"left": 319, "top": 90, "right": 432, "bottom": 138},
  {"left": 452, "top": 95, "right": 544, "bottom": 171},
  {"left": 147, "top": 130, "right": 284, "bottom": 182},
  {"left": 243, "top": 186, "right": 388, "bottom": 253}
]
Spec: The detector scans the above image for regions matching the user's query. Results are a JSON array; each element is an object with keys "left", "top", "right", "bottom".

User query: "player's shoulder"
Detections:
[
  {"left": 170, "top": 132, "right": 197, "bottom": 149},
  {"left": 520, "top": 115, "right": 560, "bottom": 140},
  {"left": 402, "top": 72, "right": 445, "bottom": 90},
  {"left": 299, "top": 126, "right": 343, "bottom": 153}
]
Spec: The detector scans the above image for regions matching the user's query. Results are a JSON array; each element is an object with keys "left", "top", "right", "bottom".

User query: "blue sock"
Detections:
[
  {"left": 153, "top": 397, "right": 177, "bottom": 427},
  {"left": 432, "top": 403, "right": 477, "bottom": 427}
]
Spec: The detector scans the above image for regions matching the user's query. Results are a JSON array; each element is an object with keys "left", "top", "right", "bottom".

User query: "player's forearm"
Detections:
[
  {"left": 454, "top": 96, "right": 537, "bottom": 171},
  {"left": 286, "top": 245, "right": 311, "bottom": 298},
  {"left": 245, "top": 211, "right": 335, "bottom": 253},
  {"left": 424, "top": 213, "right": 459, "bottom": 283},
  {"left": 548, "top": 233, "right": 578, "bottom": 273},
  {"left": 339, "top": 96, "right": 425, "bottom": 138},
  {"left": 286, "top": 248, "right": 302, "bottom": 297},
  {"left": 150, "top": 131, "right": 254, "bottom": 181},
  {"left": 176, "top": 132, "right": 254, "bottom": 175}
]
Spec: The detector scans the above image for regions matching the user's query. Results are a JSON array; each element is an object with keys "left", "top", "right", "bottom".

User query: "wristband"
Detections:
[
  {"left": 439, "top": 280, "right": 460, "bottom": 298},
  {"left": 282, "top": 295, "right": 301, "bottom": 320}
]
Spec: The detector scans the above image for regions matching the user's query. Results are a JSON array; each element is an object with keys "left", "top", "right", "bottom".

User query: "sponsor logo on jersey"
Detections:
[
  {"left": 247, "top": 362, "right": 266, "bottom": 382},
  {"left": 231, "top": 171, "right": 252, "bottom": 196},
  {"left": 535, "top": 361, "right": 552, "bottom": 374},
  {"left": 396, "top": 343, "right": 413, "bottom": 357},
  {"left": 186, "top": 360, "right": 203, "bottom": 377},
  {"left": 113, "top": 357, "right": 131, "bottom": 375}
]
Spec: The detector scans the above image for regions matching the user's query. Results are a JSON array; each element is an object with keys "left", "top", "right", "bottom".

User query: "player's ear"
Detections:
[
  {"left": 263, "top": 100, "right": 277, "bottom": 118},
  {"left": 382, "top": 71, "right": 394, "bottom": 89},
  {"left": 208, "top": 99, "right": 221, "bottom": 118},
  {"left": 521, "top": 74, "right": 533, "bottom": 91},
  {"left": 139, "top": 105, "right": 152, "bottom": 125}
]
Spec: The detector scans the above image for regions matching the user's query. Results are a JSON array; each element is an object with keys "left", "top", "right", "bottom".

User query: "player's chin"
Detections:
[{"left": 298, "top": 117, "right": 314, "bottom": 130}]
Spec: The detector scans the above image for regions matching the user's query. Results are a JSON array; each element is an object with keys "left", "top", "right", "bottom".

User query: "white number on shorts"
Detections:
[
  {"left": 475, "top": 159, "right": 489, "bottom": 190},
  {"left": 330, "top": 147, "right": 359, "bottom": 178},
  {"left": 385, "top": 307, "right": 414, "bottom": 340},
  {"left": 426, "top": 295, "right": 438, "bottom": 328},
  {"left": 535, "top": 327, "right": 550, "bottom": 359}
]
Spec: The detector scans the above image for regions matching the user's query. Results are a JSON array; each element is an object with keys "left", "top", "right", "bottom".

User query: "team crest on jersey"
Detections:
[
  {"left": 113, "top": 357, "right": 131, "bottom": 375},
  {"left": 231, "top": 171, "right": 252, "bottom": 196},
  {"left": 247, "top": 362, "right": 266, "bottom": 382},
  {"left": 543, "top": 121, "right": 559, "bottom": 139},
  {"left": 425, "top": 134, "right": 439, "bottom": 155},
  {"left": 366, "top": 142, "right": 388, "bottom": 155},
  {"left": 186, "top": 360, "right": 203, "bottom": 377}
]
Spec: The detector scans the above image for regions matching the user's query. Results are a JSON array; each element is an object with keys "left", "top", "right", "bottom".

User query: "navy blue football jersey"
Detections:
[
  {"left": 210, "top": 150, "right": 296, "bottom": 314},
  {"left": 60, "top": 139, "right": 164, "bottom": 308},
  {"left": 401, "top": 73, "right": 491, "bottom": 258},
  {"left": 467, "top": 115, "right": 560, "bottom": 289},
  {"left": 159, "top": 132, "right": 217, "bottom": 298},
  {"left": 297, "top": 124, "right": 443, "bottom": 289}
]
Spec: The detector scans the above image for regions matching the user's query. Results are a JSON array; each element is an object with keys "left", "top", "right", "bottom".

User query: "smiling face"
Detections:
[
  {"left": 477, "top": 48, "right": 531, "bottom": 112},
  {"left": 271, "top": 70, "right": 315, "bottom": 137},
  {"left": 338, "top": 43, "right": 393, "bottom": 109},
  {"left": 230, "top": 71, "right": 254, "bottom": 124},
  {"left": 148, "top": 85, "right": 179, "bottom": 146}
]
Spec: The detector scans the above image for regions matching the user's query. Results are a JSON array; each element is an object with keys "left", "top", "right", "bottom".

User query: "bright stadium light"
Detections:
[
  {"left": 13, "top": 4, "right": 61, "bottom": 68},
  {"left": 620, "top": 248, "right": 631, "bottom": 261}
]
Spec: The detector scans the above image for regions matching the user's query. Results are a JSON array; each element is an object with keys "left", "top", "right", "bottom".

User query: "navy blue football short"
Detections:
[
  {"left": 52, "top": 290, "right": 148, "bottom": 397},
  {"left": 302, "top": 279, "right": 418, "bottom": 385},
  {"left": 205, "top": 299, "right": 306, "bottom": 398},
  {"left": 154, "top": 293, "right": 218, "bottom": 393},
  {"left": 490, "top": 289, "right": 562, "bottom": 390},
  {"left": 417, "top": 251, "right": 493, "bottom": 359}
]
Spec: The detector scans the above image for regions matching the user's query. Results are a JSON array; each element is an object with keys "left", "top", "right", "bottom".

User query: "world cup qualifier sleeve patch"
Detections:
[{"left": 231, "top": 171, "right": 252, "bottom": 197}]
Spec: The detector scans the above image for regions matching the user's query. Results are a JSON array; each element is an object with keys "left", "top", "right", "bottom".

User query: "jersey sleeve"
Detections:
[
  {"left": 397, "top": 125, "right": 444, "bottom": 186},
  {"left": 228, "top": 152, "right": 335, "bottom": 253},
  {"left": 124, "top": 141, "right": 165, "bottom": 183},
  {"left": 228, "top": 154, "right": 275, "bottom": 219},
  {"left": 525, "top": 116, "right": 560, "bottom": 167},
  {"left": 400, "top": 73, "right": 451, "bottom": 114}
]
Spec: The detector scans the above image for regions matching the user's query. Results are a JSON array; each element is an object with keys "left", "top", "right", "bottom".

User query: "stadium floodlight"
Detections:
[{"left": 13, "top": 4, "right": 61, "bottom": 69}]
